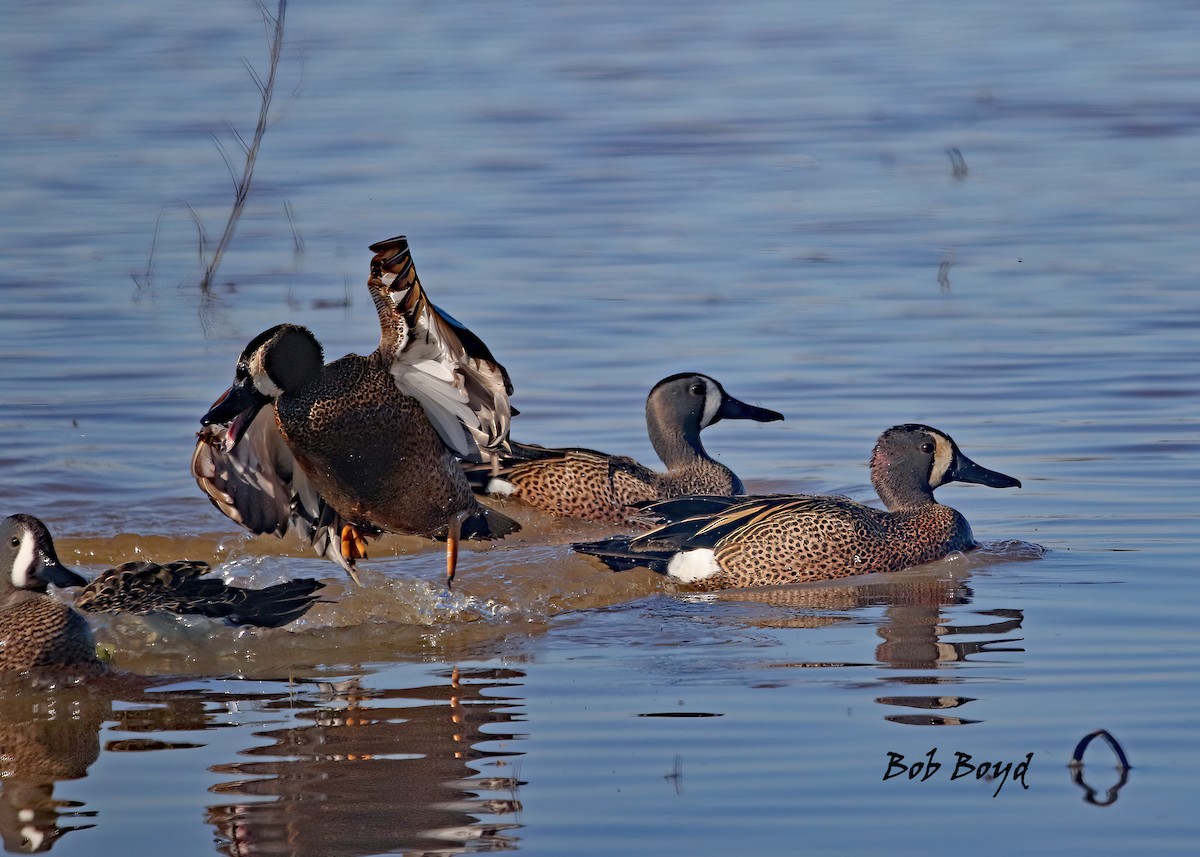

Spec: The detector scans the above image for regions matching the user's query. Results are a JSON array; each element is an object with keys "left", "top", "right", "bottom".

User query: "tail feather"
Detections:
[
  {"left": 461, "top": 504, "right": 521, "bottom": 540},
  {"left": 219, "top": 579, "right": 326, "bottom": 628},
  {"left": 572, "top": 536, "right": 672, "bottom": 574}
]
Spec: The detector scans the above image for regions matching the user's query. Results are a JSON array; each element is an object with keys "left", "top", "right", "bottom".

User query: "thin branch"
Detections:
[{"left": 199, "top": 0, "right": 287, "bottom": 294}]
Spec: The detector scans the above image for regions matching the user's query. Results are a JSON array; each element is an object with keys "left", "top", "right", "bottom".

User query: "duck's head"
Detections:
[
  {"left": 2, "top": 514, "right": 89, "bottom": 593},
  {"left": 870, "top": 424, "right": 1021, "bottom": 510},
  {"left": 200, "top": 324, "right": 323, "bottom": 448},
  {"left": 649, "top": 372, "right": 783, "bottom": 434}
]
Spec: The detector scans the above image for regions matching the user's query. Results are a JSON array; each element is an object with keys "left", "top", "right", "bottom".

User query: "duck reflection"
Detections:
[
  {"left": 719, "top": 570, "right": 1024, "bottom": 725},
  {"left": 0, "top": 685, "right": 107, "bottom": 853},
  {"left": 206, "top": 666, "right": 525, "bottom": 856}
]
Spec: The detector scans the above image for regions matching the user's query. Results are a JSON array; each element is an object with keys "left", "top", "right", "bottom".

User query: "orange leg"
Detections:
[
  {"left": 446, "top": 509, "right": 469, "bottom": 589},
  {"left": 340, "top": 524, "right": 370, "bottom": 585}
]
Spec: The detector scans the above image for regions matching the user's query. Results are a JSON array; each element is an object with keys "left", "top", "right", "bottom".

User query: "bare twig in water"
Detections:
[
  {"left": 937, "top": 250, "right": 954, "bottom": 293},
  {"left": 130, "top": 203, "right": 207, "bottom": 296},
  {"left": 198, "top": 0, "right": 288, "bottom": 294},
  {"left": 946, "top": 146, "right": 969, "bottom": 180},
  {"left": 284, "top": 199, "right": 305, "bottom": 258}
]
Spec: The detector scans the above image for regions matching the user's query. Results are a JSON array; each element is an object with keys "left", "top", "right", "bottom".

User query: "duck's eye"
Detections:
[
  {"left": 690, "top": 383, "right": 705, "bottom": 396},
  {"left": 10, "top": 537, "right": 19, "bottom": 548},
  {"left": 920, "top": 441, "right": 935, "bottom": 454}
]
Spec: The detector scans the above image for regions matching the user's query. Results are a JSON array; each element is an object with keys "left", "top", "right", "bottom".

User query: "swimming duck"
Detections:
[
  {"left": 2, "top": 514, "right": 324, "bottom": 639},
  {"left": 192, "top": 235, "right": 519, "bottom": 584},
  {"left": 1, "top": 515, "right": 105, "bottom": 674},
  {"left": 573, "top": 424, "right": 1021, "bottom": 588},
  {"left": 469, "top": 373, "right": 784, "bottom": 524}
]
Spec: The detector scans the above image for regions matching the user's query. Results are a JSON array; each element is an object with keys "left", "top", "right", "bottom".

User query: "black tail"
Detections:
[
  {"left": 218, "top": 579, "right": 327, "bottom": 628},
  {"left": 572, "top": 536, "right": 672, "bottom": 574},
  {"left": 460, "top": 504, "right": 521, "bottom": 541}
]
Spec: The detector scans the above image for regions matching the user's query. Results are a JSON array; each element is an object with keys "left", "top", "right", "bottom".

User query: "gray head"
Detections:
[
  {"left": 2, "top": 515, "right": 89, "bottom": 594},
  {"left": 646, "top": 373, "right": 784, "bottom": 467},
  {"left": 869, "top": 424, "right": 1021, "bottom": 511},
  {"left": 199, "top": 324, "right": 324, "bottom": 448}
]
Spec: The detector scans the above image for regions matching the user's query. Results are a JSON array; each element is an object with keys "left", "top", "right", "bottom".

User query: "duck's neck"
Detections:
[
  {"left": 872, "top": 462, "right": 937, "bottom": 512},
  {"left": 648, "top": 409, "right": 709, "bottom": 469}
]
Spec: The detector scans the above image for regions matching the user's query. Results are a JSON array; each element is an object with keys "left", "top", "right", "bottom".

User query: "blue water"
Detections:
[{"left": 1, "top": 0, "right": 1198, "bottom": 854}]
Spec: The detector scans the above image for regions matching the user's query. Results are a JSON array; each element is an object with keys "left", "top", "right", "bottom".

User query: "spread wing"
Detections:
[
  {"left": 190, "top": 401, "right": 354, "bottom": 573},
  {"left": 367, "top": 235, "right": 514, "bottom": 464}
]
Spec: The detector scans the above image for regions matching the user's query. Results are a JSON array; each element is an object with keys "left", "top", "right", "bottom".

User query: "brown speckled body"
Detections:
[
  {"left": 0, "top": 591, "right": 105, "bottom": 675},
  {"left": 483, "top": 372, "right": 782, "bottom": 524},
  {"left": 73, "top": 560, "right": 324, "bottom": 628},
  {"left": 690, "top": 497, "right": 974, "bottom": 590},
  {"left": 503, "top": 451, "right": 743, "bottom": 524},
  {"left": 277, "top": 354, "right": 489, "bottom": 539}
]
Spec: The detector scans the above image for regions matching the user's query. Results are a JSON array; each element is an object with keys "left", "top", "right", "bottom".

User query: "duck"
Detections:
[
  {"left": 572, "top": 424, "right": 1021, "bottom": 589},
  {"left": 191, "top": 235, "right": 519, "bottom": 584},
  {"left": 2, "top": 515, "right": 324, "bottom": 652},
  {"left": 1, "top": 515, "right": 105, "bottom": 675},
  {"left": 467, "top": 373, "right": 784, "bottom": 524}
]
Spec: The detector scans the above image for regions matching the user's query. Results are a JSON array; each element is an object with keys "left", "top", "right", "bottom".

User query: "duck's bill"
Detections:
[
  {"left": 950, "top": 455, "right": 1022, "bottom": 489},
  {"left": 716, "top": 394, "right": 785, "bottom": 424},
  {"left": 36, "top": 556, "right": 89, "bottom": 588},
  {"left": 200, "top": 380, "right": 269, "bottom": 448}
]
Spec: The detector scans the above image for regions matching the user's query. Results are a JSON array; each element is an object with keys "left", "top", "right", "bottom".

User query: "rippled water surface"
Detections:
[{"left": 2, "top": 0, "right": 1198, "bottom": 854}]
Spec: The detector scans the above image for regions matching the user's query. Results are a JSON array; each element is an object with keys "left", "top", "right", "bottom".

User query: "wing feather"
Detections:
[
  {"left": 367, "top": 235, "right": 514, "bottom": 463},
  {"left": 191, "top": 402, "right": 354, "bottom": 572}
]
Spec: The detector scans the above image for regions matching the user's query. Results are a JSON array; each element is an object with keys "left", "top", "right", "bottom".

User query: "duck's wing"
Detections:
[
  {"left": 367, "top": 235, "right": 514, "bottom": 464},
  {"left": 191, "top": 403, "right": 355, "bottom": 574},
  {"left": 574, "top": 494, "right": 824, "bottom": 572}
]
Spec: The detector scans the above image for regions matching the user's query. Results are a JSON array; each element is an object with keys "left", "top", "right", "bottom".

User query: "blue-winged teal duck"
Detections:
[
  {"left": 573, "top": 424, "right": 1021, "bottom": 589},
  {"left": 1, "top": 515, "right": 105, "bottom": 675},
  {"left": 469, "top": 373, "right": 783, "bottom": 524},
  {"left": 191, "top": 235, "right": 519, "bottom": 584},
  {"left": 74, "top": 561, "right": 324, "bottom": 629},
  {"left": 3, "top": 514, "right": 324, "bottom": 643}
]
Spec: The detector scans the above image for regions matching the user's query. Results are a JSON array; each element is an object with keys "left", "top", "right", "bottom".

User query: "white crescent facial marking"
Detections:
[
  {"left": 928, "top": 433, "right": 955, "bottom": 488},
  {"left": 249, "top": 347, "right": 284, "bottom": 398},
  {"left": 11, "top": 528, "right": 36, "bottom": 588},
  {"left": 700, "top": 378, "right": 722, "bottom": 428},
  {"left": 667, "top": 548, "right": 720, "bottom": 582}
]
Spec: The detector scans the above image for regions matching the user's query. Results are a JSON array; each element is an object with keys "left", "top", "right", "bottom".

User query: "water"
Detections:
[{"left": 2, "top": 0, "right": 1198, "bottom": 853}]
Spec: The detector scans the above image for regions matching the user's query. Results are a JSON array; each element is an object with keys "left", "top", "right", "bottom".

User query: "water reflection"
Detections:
[
  {"left": 0, "top": 686, "right": 106, "bottom": 853},
  {"left": 724, "top": 568, "right": 1025, "bottom": 725},
  {"left": 206, "top": 667, "right": 525, "bottom": 856}
]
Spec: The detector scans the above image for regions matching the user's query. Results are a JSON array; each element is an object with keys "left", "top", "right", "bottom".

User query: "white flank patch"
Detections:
[
  {"left": 666, "top": 548, "right": 720, "bottom": 582},
  {"left": 11, "top": 528, "right": 36, "bottom": 588},
  {"left": 486, "top": 478, "right": 517, "bottom": 496},
  {"left": 380, "top": 272, "right": 397, "bottom": 287}
]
